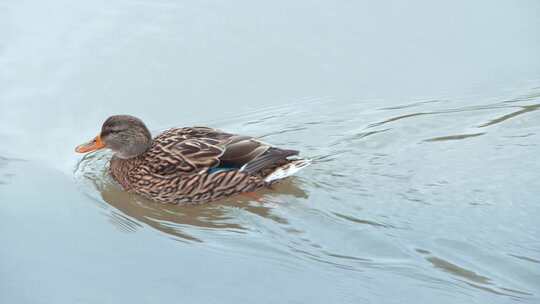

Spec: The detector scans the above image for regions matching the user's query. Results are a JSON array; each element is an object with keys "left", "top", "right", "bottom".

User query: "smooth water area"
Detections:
[{"left": 1, "top": 1, "right": 539, "bottom": 303}]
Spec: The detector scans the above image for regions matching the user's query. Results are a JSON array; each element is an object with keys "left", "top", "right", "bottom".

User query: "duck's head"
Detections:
[{"left": 75, "top": 115, "right": 152, "bottom": 159}]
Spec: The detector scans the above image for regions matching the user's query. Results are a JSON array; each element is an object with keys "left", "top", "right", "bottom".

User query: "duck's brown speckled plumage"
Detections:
[
  {"left": 75, "top": 115, "right": 309, "bottom": 204},
  {"left": 109, "top": 127, "right": 300, "bottom": 204}
]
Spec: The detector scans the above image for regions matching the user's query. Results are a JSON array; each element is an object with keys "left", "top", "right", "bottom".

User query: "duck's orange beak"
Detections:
[{"left": 75, "top": 135, "right": 105, "bottom": 153}]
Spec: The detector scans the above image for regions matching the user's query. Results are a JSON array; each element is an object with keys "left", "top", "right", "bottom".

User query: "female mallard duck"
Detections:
[{"left": 75, "top": 115, "right": 310, "bottom": 204}]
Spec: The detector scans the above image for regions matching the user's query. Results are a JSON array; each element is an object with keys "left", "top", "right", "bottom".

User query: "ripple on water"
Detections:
[
  {"left": 415, "top": 238, "right": 537, "bottom": 300},
  {"left": 0, "top": 156, "right": 24, "bottom": 186}
]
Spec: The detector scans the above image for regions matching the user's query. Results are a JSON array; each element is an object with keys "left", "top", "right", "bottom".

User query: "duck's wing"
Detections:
[
  {"left": 173, "top": 138, "right": 225, "bottom": 171},
  {"left": 153, "top": 127, "right": 298, "bottom": 175},
  {"left": 218, "top": 135, "right": 298, "bottom": 174},
  {"left": 149, "top": 128, "right": 226, "bottom": 175}
]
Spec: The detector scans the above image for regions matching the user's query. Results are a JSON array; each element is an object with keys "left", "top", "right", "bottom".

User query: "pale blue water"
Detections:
[{"left": 1, "top": 1, "right": 539, "bottom": 303}]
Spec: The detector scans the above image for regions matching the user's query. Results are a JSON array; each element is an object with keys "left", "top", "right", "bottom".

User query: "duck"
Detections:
[{"left": 75, "top": 115, "right": 310, "bottom": 204}]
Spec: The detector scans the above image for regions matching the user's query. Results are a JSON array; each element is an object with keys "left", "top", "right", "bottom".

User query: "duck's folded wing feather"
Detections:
[
  {"left": 172, "top": 138, "right": 224, "bottom": 171},
  {"left": 219, "top": 136, "right": 270, "bottom": 167},
  {"left": 172, "top": 135, "right": 270, "bottom": 173},
  {"left": 152, "top": 129, "right": 297, "bottom": 176},
  {"left": 219, "top": 135, "right": 298, "bottom": 174}
]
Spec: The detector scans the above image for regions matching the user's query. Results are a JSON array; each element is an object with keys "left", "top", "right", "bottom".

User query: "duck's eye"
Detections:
[{"left": 102, "top": 129, "right": 116, "bottom": 137}]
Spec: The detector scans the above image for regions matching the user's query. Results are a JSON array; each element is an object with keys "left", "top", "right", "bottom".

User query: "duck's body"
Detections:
[
  {"left": 76, "top": 116, "right": 310, "bottom": 204},
  {"left": 109, "top": 126, "right": 308, "bottom": 204}
]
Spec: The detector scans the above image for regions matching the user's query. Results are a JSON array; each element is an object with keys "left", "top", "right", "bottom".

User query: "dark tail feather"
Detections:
[{"left": 240, "top": 147, "right": 298, "bottom": 174}]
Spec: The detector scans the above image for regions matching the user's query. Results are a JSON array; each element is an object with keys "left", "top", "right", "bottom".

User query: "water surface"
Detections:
[{"left": 1, "top": 1, "right": 539, "bottom": 303}]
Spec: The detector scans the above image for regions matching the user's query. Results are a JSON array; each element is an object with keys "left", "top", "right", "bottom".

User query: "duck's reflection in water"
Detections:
[{"left": 95, "top": 176, "right": 308, "bottom": 242}]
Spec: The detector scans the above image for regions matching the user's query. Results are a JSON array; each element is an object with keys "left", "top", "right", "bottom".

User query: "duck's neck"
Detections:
[
  {"left": 109, "top": 154, "right": 144, "bottom": 190},
  {"left": 114, "top": 138, "right": 153, "bottom": 159}
]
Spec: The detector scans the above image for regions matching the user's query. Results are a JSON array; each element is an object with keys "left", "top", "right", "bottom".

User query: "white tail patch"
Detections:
[{"left": 264, "top": 159, "right": 312, "bottom": 183}]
